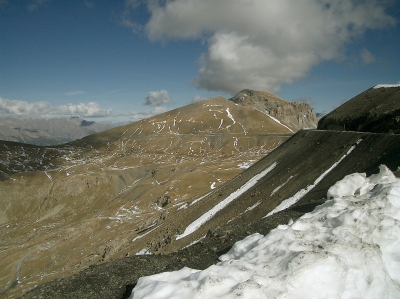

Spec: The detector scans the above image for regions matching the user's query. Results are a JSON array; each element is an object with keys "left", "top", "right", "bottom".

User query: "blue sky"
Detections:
[{"left": 0, "top": 0, "right": 399, "bottom": 122}]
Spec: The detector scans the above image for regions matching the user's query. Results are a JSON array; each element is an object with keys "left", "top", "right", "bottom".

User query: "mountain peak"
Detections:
[{"left": 229, "top": 89, "right": 318, "bottom": 131}]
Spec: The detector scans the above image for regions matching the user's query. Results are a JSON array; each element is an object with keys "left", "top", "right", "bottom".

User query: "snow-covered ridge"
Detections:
[
  {"left": 130, "top": 165, "right": 400, "bottom": 299},
  {"left": 373, "top": 84, "right": 400, "bottom": 89}
]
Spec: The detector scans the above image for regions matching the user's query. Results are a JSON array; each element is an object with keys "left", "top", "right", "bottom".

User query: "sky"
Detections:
[{"left": 0, "top": 0, "right": 399, "bottom": 123}]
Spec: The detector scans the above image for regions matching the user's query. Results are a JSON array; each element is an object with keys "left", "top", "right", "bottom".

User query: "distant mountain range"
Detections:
[{"left": 0, "top": 116, "right": 113, "bottom": 146}]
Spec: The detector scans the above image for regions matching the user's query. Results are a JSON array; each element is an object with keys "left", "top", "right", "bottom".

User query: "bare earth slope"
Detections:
[
  {"left": 318, "top": 84, "right": 400, "bottom": 133},
  {"left": 19, "top": 129, "right": 400, "bottom": 299},
  {"left": 0, "top": 96, "right": 295, "bottom": 298},
  {"left": 229, "top": 89, "right": 318, "bottom": 132},
  {"left": 0, "top": 117, "right": 113, "bottom": 146}
]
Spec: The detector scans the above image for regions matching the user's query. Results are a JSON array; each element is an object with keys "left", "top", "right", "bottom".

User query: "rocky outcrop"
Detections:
[
  {"left": 318, "top": 84, "right": 400, "bottom": 133},
  {"left": 229, "top": 89, "right": 318, "bottom": 132}
]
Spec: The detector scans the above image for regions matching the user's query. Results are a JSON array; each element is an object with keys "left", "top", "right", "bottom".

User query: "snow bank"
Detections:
[{"left": 130, "top": 165, "right": 400, "bottom": 299}]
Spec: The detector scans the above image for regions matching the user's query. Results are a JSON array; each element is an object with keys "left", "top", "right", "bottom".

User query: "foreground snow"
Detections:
[{"left": 130, "top": 165, "right": 400, "bottom": 299}]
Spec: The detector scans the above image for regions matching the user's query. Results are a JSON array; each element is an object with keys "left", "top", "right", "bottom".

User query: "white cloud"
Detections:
[
  {"left": 27, "top": 0, "right": 51, "bottom": 11},
  {"left": 192, "top": 95, "right": 206, "bottom": 103},
  {"left": 128, "top": 0, "right": 396, "bottom": 95},
  {"left": 0, "top": 97, "right": 111, "bottom": 117},
  {"left": 297, "top": 97, "right": 314, "bottom": 107},
  {"left": 360, "top": 48, "right": 376, "bottom": 65},
  {"left": 142, "top": 90, "right": 172, "bottom": 107},
  {"left": 130, "top": 106, "right": 168, "bottom": 122},
  {"left": 57, "top": 102, "right": 111, "bottom": 117},
  {"left": 84, "top": 1, "right": 93, "bottom": 9},
  {"left": 120, "top": 0, "right": 143, "bottom": 33}
]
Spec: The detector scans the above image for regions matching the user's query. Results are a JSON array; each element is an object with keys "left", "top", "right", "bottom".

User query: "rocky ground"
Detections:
[{"left": 318, "top": 84, "right": 400, "bottom": 133}]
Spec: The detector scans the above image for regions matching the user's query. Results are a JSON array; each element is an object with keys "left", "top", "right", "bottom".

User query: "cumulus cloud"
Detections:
[
  {"left": 192, "top": 95, "right": 206, "bottom": 103},
  {"left": 297, "top": 97, "right": 314, "bottom": 107},
  {"left": 360, "top": 48, "right": 376, "bottom": 65},
  {"left": 131, "top": 106, "right": 168, "bottom": 122},
  {"left": 0, "top": 97, "right": 111, "bottom": 117},
  {"left": 127, "top": 0, "right": 396, "bottom": 95},
  {"left": 142, "top": 90, "right": 172, "bottom": 107}
]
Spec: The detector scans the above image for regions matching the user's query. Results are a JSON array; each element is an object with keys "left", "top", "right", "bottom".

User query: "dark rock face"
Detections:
[
  {"left": 318, "top": 85, "right": 400, "bottom": 134},
  {"left": 229, "top": 89, "right": 318, "bottom": 131}
]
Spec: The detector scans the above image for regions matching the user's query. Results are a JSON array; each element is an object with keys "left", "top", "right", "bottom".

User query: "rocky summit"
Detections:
[
  {"left": 0, "top": 93, "right": 315, "bottom": 298},
  {"left": 229, "top": 89, "right": 318, "bottom": 132}
]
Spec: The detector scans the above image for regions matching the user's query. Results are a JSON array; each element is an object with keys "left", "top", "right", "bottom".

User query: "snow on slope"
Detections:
[
  {"left": 265, "top": 139, "right": 361, "bottom": 217},
  {"left": 130, "top": 165, "right": 400, "bottom": 299},
  {"left": 176, "top": 162, "right": 278, "bottom": 240}
]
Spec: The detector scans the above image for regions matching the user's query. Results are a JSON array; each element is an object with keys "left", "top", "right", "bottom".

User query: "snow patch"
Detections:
[
  {"left": 373, "top": 84, "right": 400, "bottom": 89},
  {"left": 225, "top": 108, "right": 236, "bottom": 129},
  {"left": 266, "top": 140, "right": 361, "bottom": 217},
  {"left": 267, "top": 114, "right": 294, "bottom": 133},
  {"left": 270, "top": 175, "right": 293, "bottom": 196},
  {"left": 176, "top": 162, "right": 278, "bottom": 240}
]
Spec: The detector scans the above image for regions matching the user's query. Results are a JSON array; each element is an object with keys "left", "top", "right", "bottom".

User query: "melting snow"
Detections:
[
  {"left": 237, "top": 162, "right": 251, "bottom": 169},
  {"left": 176, "top": 162, "right": 278, "bottom": 240},
  {"left": 270, "top": 175, "right": 293, "bottom": 196},
  {"left": 266, "top": 140, "right": 361, "bottom": 217},
  {"left": 267, "top": 114, "right": 294, "bottom": 133},
  {"left": 225, "top": 108, "right": 236, "bottom": 128},
  {"left": 130, "top": 165, "right": 400, "bottom": 299}
]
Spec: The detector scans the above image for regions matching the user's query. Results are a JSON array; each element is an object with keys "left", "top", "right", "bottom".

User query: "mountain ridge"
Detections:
[
  {"left": 318, "top": 84, "right": 400, "bottom": 133},
  {"left": 0, "top": 117, "right": 113, "bottom": 146}
]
